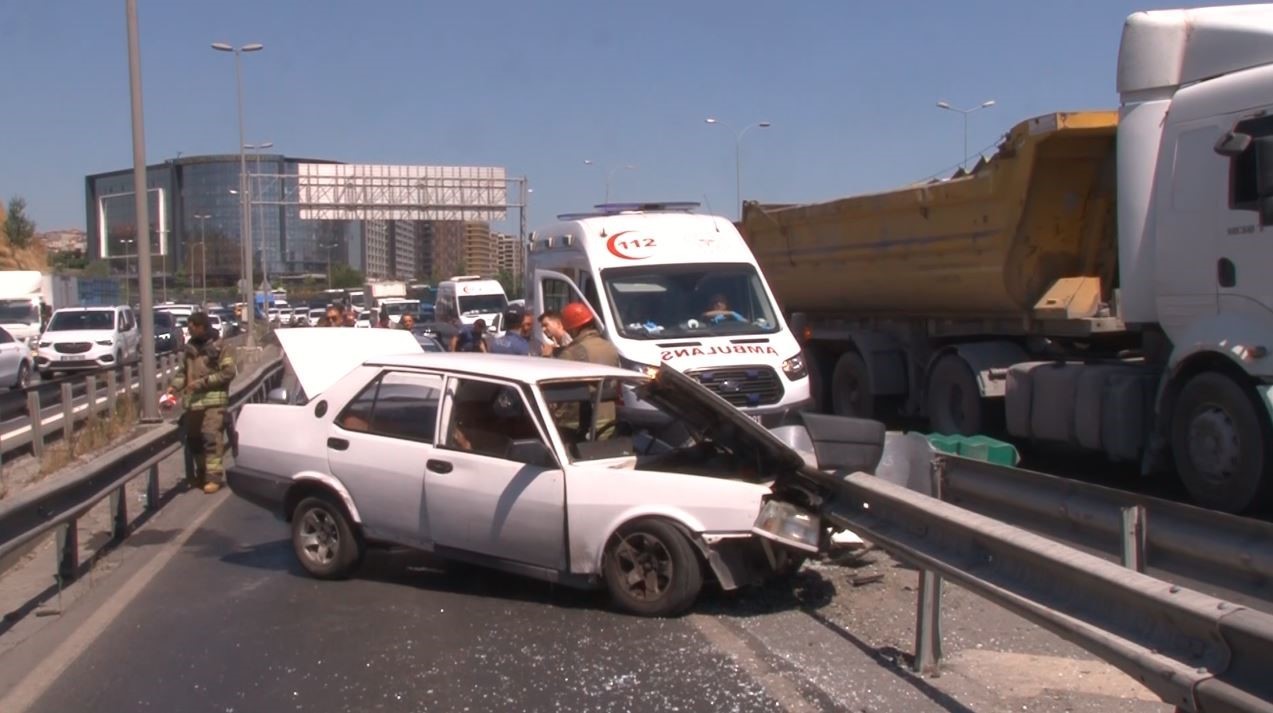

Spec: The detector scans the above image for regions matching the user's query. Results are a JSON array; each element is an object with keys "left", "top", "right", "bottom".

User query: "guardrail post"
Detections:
[
  {"left": 106, "top": 369, "right": 118, "bottom": 415},
  {"left": 56, "top": 520, "right": 78, "bottom": 582},
  {"left": 27, "top": 390, "right": 43, "bottom": 458},
  {"left": 1121, "top": 505, "right": 1146, "bottom": 573},
  {"left": 84, "top": 374, "right": 96, "bottom": 418},
  {"left": 110, "top": 485, "right": 128, "bottom": 540},
  {"left": 60, "top": 382, "right": 74, "bottom": 456},
  {"left": 913, "top": 458, "right": 945, "bottom": 675},
  {"left": 146, "top": 464, "right": 160, "bottom": 511}
]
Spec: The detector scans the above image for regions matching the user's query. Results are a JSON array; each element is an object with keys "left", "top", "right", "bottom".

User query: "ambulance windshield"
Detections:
[{"left": 602, "top": 264, "right": 780, "bottom": 340}]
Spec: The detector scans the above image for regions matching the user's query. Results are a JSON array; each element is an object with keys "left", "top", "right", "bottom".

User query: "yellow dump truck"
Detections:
[{"left": 743, "top": 58, "right": 1273, "bottom": 518}]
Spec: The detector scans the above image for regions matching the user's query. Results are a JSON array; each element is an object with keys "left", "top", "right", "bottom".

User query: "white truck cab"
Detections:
[
  {"left": 436, "top": 276, "right": 509, "bottom": 327},
  {"left": 527, "top": 202, "right": 811, "bottom": 425}
]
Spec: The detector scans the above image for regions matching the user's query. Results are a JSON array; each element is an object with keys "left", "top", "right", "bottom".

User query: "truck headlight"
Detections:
[
  {"left": 752, "top": 500, "right": 821, "bottom": 553},
  {"left": 781, "top": 354, "right": 808, "bottom": 380},
  {"left": 96, "top": 339, "right": 114, "bottom": 346}
]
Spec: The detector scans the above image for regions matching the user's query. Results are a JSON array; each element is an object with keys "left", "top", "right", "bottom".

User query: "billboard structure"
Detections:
[
  {"left": 294, "top": 164, "right": 511, "bottom": 222},
  {"left": 96, "top": 187, "right": 170, "bottom": 257}
]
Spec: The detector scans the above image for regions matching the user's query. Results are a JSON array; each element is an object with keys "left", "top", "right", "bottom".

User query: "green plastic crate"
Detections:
[{"left": 925, "top": 433, "right": 1020, "bottom": 467}]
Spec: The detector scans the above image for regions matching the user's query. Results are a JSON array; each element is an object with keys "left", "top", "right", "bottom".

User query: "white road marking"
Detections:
[
  {"left": 689, "top": 614, "right": 821, "bottom": 713},
  {"left": 0, "top": 492, "right": 230, "bottom": 713}
]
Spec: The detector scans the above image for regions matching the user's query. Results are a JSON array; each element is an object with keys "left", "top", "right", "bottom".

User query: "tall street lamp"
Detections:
[
  {"left": 119, "top": 238, "right": 136, "bottom": 305},
  {"left": 936, "top": 99, "right": 996, "bottom": 170},
  {"left": 705, "top": 117, "right": 771, "bottom": 218},
  {"left": 245, "top": 141, "right": 273, "bottom": 289},
  {"left": 583, "top": 160, "right": 637, "bottom": 204},
  {"left": 193, "top": 213, "right": 211, "bottom": 306},
  {"left": 320, "top": 240, "right": 340, "bottom": 289},
  {"left": 125, "top": 0, "right": 158, "bottom": 420},
  {"left": 211, "top": 40, "right": 263, "bottom": 345}
]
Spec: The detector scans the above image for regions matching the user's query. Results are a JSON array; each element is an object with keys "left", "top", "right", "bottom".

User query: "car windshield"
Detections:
[
  {"left": 152, "top": 312, "right": 173, "bottom": 327},
  {"left": 457, "top": 293, "right": 507, "bottom": 315},
  {"left": 48, "top": 310, "right": 114, "bottom": 331},
  {"left": 602, "top": 263, "right": 780, "bottom": 340},
  {"left": 382, "top": 300, "right": 420, "bottom": 316},
  {"left": 0, "top": 299, "right": 37, "bottom": 323}
]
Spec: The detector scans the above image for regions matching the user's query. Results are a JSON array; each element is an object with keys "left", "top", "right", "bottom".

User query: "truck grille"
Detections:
[
  {"left": 54, "top": 342, "right": 92, "bottom": 354},
  {"left": 687, "top": 365, "right": 783, "bottom": 408}
]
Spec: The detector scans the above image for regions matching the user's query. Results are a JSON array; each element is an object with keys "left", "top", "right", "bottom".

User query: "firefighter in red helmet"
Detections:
[{"left": 556, "top": 302, "right": 620, "bottom": 367}]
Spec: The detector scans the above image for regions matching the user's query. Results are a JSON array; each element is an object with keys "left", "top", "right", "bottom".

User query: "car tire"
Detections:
[
  {"left": 291, "top": 496, "right": 364, "bottom": 580},
  {"left": 12, "top": 361, "right": 29, "bottom": 390},
  {"left": 602, "top": 518, "right": 702, "bottom": 617},
  {"left": 1171, "top": 372, "right": 1272, "bottom": 514}
]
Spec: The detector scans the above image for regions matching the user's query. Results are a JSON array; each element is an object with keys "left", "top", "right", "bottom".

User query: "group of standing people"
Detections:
[{"left": 444, "top": 302, "right": 619, "bottom": 368}]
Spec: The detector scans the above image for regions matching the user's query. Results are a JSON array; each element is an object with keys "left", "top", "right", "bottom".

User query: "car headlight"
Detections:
[
  {"left": 38, "top": 341, "right": 51, "bottom": 348},
  {"left": 781, "top": 353, "right": 808, "bottom": 380},
  {"left": 96, "top": 339, "right": 114, "bottom": 346},
  {"left": 752, "top": 500, "right": 822, "bottom": 553},
  {"left": 619, "top": 356, "right": 659, "bottom": 376}
]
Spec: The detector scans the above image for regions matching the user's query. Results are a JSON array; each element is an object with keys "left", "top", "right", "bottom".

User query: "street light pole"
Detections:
[
  {"left": 212, "top": 41, "right": 263, "bottom": 345},
  {"left": 194, "top": 213, "right": 211, "bottom": 306},
  {"left": 125, "top": 0, "right": 158, "bottom": 421},
  {"left": 936, "top": 99, "right": 996, "bottom": 170},
  {"left": 245, "top": 141, "right": 273, "bottom": 289},
  {"left": 705, "top": 118, "right": 772, "bottom": 218},
  {"left": 583, "top": 160, "right": 637, "bottom": 204}
]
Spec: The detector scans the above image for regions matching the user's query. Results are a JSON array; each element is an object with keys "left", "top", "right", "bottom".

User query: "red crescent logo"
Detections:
[{"left": 606, "top": 231, "right": 640, "bottom": 260}]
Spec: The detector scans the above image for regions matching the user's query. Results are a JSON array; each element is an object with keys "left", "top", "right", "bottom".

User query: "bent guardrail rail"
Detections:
[
  {"left": 0, "top": 350, "right": 283, "bottom": 583},
  {"left": 840, "top": 432, "right": 1273, "bottom": 713}
]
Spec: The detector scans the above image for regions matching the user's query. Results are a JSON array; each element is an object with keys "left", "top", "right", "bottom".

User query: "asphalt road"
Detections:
[{"left": 15, "top": 495, "right": 786, "bottom": 713}]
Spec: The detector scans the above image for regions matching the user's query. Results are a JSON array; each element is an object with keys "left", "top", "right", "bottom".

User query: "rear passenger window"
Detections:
[{"left": 336, "top": 372, "right": 442, "bottom": 443}]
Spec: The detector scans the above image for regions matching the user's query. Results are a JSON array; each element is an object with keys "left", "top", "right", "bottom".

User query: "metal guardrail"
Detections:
[
  {"left": 841, "top": 432, "right": 1273, "bottom": 713},
  {"left": 0, "top": 349, "right": 283, "bottom": 583},
  {"left": 934, "top": 452, "right": 1273, "bottom": 604}
]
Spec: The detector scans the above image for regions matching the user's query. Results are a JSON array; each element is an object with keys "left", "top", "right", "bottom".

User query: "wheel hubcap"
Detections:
[
  {"left": 1188, "top": 405, "right": 1241, "bottom": 484},
  {"left": 298, "top": 508, "right": 340, "bottom": 565},
  {"left": 614, "top": 533, "right": 672, "bottom": 601}
]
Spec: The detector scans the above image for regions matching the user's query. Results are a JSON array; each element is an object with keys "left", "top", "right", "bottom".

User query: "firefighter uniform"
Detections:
[
  {"left": 557, "top": 327, "right": 621, "bottom": 368},
  {"left": 171, "top": 337, "right": 236, "bottom": 492}
]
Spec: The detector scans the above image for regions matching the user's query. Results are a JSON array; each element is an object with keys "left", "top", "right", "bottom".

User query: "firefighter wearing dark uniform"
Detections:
[
  {"left": 168, "top": 312, "right": 236, "bottom": 493},
  {"left": 556, "top": 302, "right": 620, "bottom": 367}
]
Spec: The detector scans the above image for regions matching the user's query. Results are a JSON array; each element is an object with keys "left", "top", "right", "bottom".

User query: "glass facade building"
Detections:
[{"left": 85, "top": 155, "right": 361, "bottom": 286}]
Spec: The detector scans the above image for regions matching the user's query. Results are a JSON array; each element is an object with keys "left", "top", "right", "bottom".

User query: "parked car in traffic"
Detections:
[
  {"left": 228, "top": 330, "right": 861, "bottom": 616},
  {"left": 152, "top": 310, "right": 185, "bottom": 354},
  {"left": 307, "top": 308, "right": 326, "bottom": 326},
  {"left": 0, "top": 325, "right": 33, "bottom": 389},
  {"left": 35, "top": 306, "right": 141, "bottom": 379}
]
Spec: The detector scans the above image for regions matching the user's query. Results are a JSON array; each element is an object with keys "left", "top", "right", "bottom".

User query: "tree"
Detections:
[
  {"left": 4, "top": 197, "right": 35, "bottom": 248},
  {"left": 330, "top": 263, "right": 364, "bottom": 289}
]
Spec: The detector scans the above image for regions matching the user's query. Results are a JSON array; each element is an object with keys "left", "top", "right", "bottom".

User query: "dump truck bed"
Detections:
[{"left": 742, "top": 112, "right": 1120, "bottom": 325}]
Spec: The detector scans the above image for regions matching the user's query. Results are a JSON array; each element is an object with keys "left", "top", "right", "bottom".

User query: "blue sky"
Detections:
[{"left": 1, "top": 0, "right": 1250, "bottom": 231}]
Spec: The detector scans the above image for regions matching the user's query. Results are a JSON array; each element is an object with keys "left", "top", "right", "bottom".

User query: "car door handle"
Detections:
[
  {"left": 327, "top": 437, "right": 349, "bottom": 451},
  {"left": 426, "top": 459, "right": 452, "bottom": 474}
]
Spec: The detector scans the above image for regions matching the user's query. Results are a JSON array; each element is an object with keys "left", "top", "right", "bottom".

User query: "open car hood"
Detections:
[
  {"left": 643, "top": 364, "right": 808, "bottom": 476},
  {"left": 276, "top": 329, "right": 422, "bottom": 398}
]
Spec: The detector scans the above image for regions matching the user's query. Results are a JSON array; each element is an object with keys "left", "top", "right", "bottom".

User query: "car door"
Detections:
[
  {"left": 325, "top": 370, "right": 444, "bottom": 546},
  {"left": 427, "top": 376, "right": 566, "bottom": 570},
  {"left": 532, "top": 268, "right": 606, "bottom": 348},
  {"left": 0, "top": 328, "right": 19, "bottom": 385}
]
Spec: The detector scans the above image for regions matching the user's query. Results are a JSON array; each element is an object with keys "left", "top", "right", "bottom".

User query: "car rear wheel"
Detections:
[
  {"left": 603, "top": 519, "right": 702, "bottom": 617},
  {"left": 12, "top": 362, "right": 29, "bottom": 390},
  {"left": 291, "top": 496, "right": 363, "bottom": 579}
]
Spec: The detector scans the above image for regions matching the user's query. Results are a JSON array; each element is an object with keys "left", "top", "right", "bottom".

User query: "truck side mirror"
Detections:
[{"left": 1215, "top": 131, "right": 1252, "bottom": 157}]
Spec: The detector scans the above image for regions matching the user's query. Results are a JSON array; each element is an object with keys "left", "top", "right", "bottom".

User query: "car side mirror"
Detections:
[
  {"left": 267, "top": 387, "right": 289, "bottom": 405},
  {"left": 1215, "top": 131, "right": 1252, "bottom": 157}
]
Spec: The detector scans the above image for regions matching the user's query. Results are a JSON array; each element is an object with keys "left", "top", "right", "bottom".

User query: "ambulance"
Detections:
[
  {"left": 435, "top": 275, "right": 509, "bottom": 328},
  {"left": 526, "top": 202, "right": 811, "bottom": 425}
]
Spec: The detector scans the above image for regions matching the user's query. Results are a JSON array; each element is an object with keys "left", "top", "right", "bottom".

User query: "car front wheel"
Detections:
[
  {"left": 602, "top": 519, "right": 702, "bottom": 617},
  {"left": 291, "top": 496, "right": 363, "bottom": 579},
  {"left": 12, "top": 361, "right": 29, "bottom": 390}
]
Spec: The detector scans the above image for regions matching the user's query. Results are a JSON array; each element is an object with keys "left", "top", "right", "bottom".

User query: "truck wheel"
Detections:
[
  {"left": 1171, "top": 373, "right": 1272, "bottom": 513},
  {"left": 804, "top": 348, "right": 832, "bottom": 413},
  {"left": 603, "top": 519, "right": 702, "bottom": 617},
  {"left": 831, "top": 353, "right": 874, "bottom": 419},
  {"left": 927, "top": 355, "right": 985, "bottom": 436}
]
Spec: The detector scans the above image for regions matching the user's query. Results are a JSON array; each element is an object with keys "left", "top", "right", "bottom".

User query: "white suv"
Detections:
[{"left": 36, "top": 306, "right": 141, "bottom": 378}]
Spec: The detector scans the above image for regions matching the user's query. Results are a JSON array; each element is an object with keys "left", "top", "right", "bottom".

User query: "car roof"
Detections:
[
  {"left": 365, "top": 352, "right": 637, "bottom": 383},
  {"left": 54, "top": 306, "right": 115, "bottom": 313}
]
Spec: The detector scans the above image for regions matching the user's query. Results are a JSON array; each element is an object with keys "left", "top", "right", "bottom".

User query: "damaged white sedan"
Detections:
[{"left": 229, "top": 330, "right": 881, "bottom": 616}]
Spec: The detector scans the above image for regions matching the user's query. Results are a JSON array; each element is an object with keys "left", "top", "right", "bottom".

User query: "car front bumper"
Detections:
[{"left": 35, "top": 346, "right": 118, "bottom": 371}]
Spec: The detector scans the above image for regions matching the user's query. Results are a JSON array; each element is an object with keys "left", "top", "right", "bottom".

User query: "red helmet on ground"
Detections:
[{"left": 560, "top": 302, "right": 594, "bottom": 331}]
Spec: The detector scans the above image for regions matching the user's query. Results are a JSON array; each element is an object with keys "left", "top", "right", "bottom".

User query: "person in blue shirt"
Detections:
[
  {"left": 490, "top": 310, "right": 534, "bottom": 356},
  {"left": 451, "top": 318, "right": 489, "bottom": 353}
]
